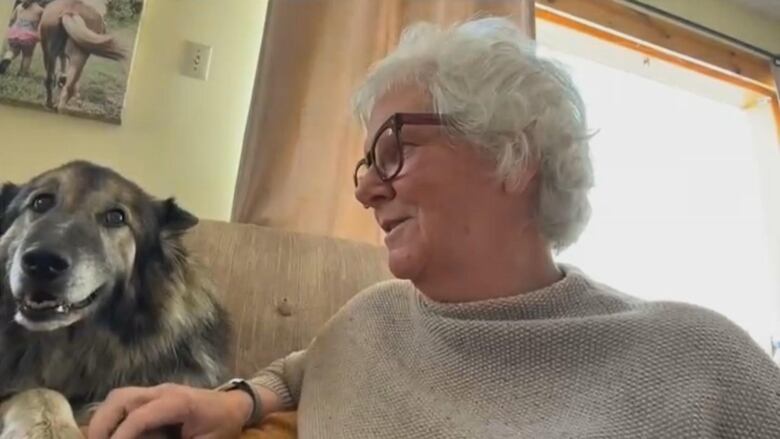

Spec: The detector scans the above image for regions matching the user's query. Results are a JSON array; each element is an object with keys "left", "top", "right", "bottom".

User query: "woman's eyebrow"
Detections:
[{"left": 399, "top": 124, "right": 441, "bottom": 140}]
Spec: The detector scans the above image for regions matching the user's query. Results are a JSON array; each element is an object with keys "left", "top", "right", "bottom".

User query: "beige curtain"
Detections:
[{"left": 232, "top": 0, "right": 535, "bottom": 245}]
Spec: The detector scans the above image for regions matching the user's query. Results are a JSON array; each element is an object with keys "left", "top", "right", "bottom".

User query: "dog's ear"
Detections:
[
  {"left": 0, "top": 182, "right": 20, "bottom": 219},
  {"left": 0, "top": 183, "right": 20, "bottom": 235},
  {"left": 158, "top": 198, "right": 198, "bottom": 232}
]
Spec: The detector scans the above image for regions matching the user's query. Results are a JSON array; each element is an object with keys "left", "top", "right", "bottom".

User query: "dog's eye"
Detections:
[
  {"left": 30, "top": 194, "right": 55, "bottom": 213},
  {"left": 104, "top": 209, "right": 126, "bottom": 227}
]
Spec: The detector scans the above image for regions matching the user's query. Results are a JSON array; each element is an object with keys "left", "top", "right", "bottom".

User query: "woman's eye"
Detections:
[
  {"left": 401, "top": 143, "right": 417, "bottom": 156},
  {"left": 30, "top": 194, "right": 55, "bottom": 213},
  {"left": 104, "top": 209, "right": 126, "bottom": 227}
]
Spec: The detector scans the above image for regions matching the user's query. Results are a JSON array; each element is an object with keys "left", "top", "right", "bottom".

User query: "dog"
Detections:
[
  {"left": 39, "top": 0, "right": 125, "bottom": 111},
  {"left": 0, "top": 160, "right": 231, "bottom": 438}
]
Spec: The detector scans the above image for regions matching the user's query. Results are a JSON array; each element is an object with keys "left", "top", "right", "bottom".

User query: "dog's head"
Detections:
[{"left": 0, "top": 160, "right": 197, "bottom": 332}]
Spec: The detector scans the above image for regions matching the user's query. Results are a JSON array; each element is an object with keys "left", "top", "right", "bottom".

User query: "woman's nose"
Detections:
[{"left": 354, "top": 166, "right": 393, "bottom": 208}]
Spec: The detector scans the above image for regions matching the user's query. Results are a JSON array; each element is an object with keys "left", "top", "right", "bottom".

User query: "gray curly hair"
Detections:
[{"left": 351, "top": 17, "right": 594, "bottom": 251}]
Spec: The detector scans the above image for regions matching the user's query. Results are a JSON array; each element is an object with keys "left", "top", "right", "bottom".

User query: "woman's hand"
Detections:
[{"left": 87, "top": 383, "right": 253, "bottom": 439}]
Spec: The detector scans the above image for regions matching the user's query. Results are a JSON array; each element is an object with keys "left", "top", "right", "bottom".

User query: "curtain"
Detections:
[{"left": 232, "top": 0, "right": 535, "bottom": 245}]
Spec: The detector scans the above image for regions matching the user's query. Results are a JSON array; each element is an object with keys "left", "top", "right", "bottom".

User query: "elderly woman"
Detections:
[{"left": 88, "top": 17, "right": 780, "bottom": 439}]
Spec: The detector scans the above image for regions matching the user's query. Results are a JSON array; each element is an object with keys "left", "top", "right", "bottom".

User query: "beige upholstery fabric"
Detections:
[{"left": 183, "top": 220, "right": 393, "bottom": 378}]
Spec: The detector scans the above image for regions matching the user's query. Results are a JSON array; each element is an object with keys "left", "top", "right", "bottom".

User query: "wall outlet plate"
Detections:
[{"left": 182, "top": 41, "right": 212, "bottom": 81}]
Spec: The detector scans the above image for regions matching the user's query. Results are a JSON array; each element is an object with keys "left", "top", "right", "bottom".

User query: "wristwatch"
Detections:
[{"left": 216, "top": 378, "right": 263, "bottom": 428}]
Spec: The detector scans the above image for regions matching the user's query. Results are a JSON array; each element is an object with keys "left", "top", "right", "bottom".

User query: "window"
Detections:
[{"left": 538, "top": 20, "right": 780, "bottom": 352}]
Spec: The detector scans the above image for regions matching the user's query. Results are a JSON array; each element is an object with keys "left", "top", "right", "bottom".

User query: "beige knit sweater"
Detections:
[{"left": 250, "top": 266, "right": 780, "bottom": 438}]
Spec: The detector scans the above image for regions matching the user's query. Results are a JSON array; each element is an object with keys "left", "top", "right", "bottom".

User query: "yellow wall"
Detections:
[
  {"left": 641, "top": 0, "right": 780, "bottom": 53},
  {"left": 0, "top": 0, "right": 268, "bottom": 221},
  {"left": 1, "top": 0, "right": 774, "bottom": 223}
]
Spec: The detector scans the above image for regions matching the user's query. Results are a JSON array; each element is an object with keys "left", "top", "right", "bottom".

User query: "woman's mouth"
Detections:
[
  {"left": 383, "top": 218, "right": 411, "bottom": 243},
  {"left": 381, "top": 217, "right": 411, "bottom": 233}
]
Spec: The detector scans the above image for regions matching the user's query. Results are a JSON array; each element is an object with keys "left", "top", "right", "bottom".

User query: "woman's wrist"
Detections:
[
  {"left": 216, "top": 378, "right": 265, "bottom": 428},
  {"left": 222, "top": 387, "right": 256, "bottom": 428}
]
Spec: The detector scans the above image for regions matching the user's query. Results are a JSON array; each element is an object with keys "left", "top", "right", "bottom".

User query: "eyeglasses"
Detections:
[{"left": 353, "top": 112, "right": 447, "bottom": 187}]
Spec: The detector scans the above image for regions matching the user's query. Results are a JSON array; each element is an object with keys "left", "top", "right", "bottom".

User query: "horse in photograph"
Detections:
[{"left": 39, "top": 0, "right": 125, "bottom": 111}]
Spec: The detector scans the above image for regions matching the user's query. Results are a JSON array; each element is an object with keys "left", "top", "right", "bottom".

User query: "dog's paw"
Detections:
[
  {"left": 0, "top": 389, "right": 83, "bottom": 439},
  {"left": 1, "top": 423, "right": 83, "bottom": 439}
]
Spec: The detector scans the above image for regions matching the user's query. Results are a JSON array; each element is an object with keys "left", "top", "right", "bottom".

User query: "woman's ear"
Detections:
[
  {"left": 503, "top": 119, "right": 540, "bottom": 195},
  {"left": 503, "top": 161, "right": 539, "bottom": 195}
]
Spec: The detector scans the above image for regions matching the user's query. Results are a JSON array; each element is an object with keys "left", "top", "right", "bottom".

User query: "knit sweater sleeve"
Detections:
[
  {"left": 243, "top": 283, "right": 400, "bottom": 411},
  {"left": 677, "top": 304, "right": 780, "bottom": 435},
  {"left": 723, "top": 348, "right": 780, "bottom": 431},
  {"left": 717, "top": 344, "right": 780, "bottom": 435},
  {"left": 248, "top": 348, "right": 308, "bottom": 411}
]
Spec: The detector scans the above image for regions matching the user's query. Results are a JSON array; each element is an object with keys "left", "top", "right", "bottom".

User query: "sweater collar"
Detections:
[{"left": 413, "top": 264, "right": 600, "bottom": 320}]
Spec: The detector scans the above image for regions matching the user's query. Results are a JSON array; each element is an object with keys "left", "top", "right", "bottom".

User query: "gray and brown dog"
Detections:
[{"left": 0, "top": 161, "right": 230, "bottom": 438}]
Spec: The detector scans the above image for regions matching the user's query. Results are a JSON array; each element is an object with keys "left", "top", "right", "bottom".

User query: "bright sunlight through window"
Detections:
[{"left": 537, "top": 21, "right": 780, "bottom": 354}]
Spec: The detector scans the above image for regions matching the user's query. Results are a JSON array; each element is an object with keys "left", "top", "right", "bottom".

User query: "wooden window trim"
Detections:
[{"left": 535, "top": 0, "right": 779, "bottom": 142}]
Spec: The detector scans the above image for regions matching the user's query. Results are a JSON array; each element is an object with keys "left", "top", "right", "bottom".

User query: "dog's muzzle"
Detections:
[
  {"left": 21, "top": 248, "right": 71, "bottom": 283},
  {"left": 13, "top": 247, "right": 102, "bottom": 321},
  {"left": 16, "top": 290, "right": 100, "bottom": 317}
]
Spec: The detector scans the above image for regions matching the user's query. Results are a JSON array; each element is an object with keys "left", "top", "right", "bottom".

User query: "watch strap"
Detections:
[{"left": 216, "top": 378, "right": 263, "bottom": 428}]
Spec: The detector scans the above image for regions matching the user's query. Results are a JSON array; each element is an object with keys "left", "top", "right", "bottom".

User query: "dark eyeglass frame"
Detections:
[{"left": 353, "top": 112, "right": 448, "bottom": 187}]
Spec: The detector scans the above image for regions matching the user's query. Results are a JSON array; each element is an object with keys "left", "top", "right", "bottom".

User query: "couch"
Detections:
[{"left": 184, "top": 220, "right": 393, "bottom": 437}]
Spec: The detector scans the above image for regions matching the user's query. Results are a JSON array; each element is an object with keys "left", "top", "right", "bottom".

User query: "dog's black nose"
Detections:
[{"left": 22, "top": 249, "right": 71, "bottom": 281}]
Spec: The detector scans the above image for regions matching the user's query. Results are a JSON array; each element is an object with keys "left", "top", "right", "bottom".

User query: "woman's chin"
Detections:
[{"left": 386, "top": 247, "right": 423, "bottom": 280}]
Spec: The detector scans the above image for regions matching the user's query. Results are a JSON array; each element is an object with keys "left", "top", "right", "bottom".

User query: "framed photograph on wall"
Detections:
[{"left": 0, "top": 0, "right": 144, "bottom": 124}]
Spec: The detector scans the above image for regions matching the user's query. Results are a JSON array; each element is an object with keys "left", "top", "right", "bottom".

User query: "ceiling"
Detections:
[{"left": 728, "top": 0, "right": 780, "bottom": 21}]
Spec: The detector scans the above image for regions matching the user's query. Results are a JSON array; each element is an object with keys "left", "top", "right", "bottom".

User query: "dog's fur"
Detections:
[{"left": 0, "top": 161, "right": 230, "bottom": 437}]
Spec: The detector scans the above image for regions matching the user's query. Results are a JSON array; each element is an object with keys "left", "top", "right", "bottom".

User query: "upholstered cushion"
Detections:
[
  {"left": 184, "top": 221, "right": 390, "bottom": 437},
  {"left": 184, "top": 220, "right": 392, "bottom": 377}
]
